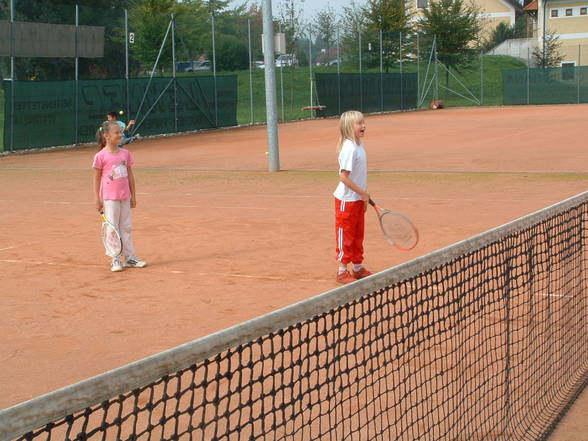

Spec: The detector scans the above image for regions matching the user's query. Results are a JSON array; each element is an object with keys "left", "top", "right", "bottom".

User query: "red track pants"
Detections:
[{"left": 335, "top": 198, "right": 365, "bottom": 265}]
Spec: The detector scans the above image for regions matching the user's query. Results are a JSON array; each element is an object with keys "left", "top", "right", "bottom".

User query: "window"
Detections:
[
  {"left": 566, "top": 8, "right": 573, "bottom": 16},
  {"left": 581, "top": 7, "right": 587, "bottom": 15},
  {"left": 417, "top": 0, "right": 428, "bottom": 8},
  {"left": 562, "top": 62, "right": 575, "bottom": 81},
  {"left": 551, "top": 9, "right": 558, "bottom": 17}
]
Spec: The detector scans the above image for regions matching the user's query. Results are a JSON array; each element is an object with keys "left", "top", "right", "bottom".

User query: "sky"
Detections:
[{"left": 230, "top": 0, "right": 358, "bottom": 22}]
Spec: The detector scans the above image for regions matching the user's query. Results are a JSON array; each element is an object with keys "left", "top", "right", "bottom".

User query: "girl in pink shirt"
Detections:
[{"left": 93, "top": 121, "right": 147, "bottom": 272}]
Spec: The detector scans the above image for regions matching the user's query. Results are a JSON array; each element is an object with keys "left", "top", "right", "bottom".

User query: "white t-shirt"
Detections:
[{"left": 333, "top": 138, "right": 367, "bottom": 202}]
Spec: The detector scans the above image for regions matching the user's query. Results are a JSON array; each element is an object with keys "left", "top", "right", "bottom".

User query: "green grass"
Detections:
[
  {"left": 432, "top": 55, "right": 527, "bottom": 107},
  {"left": 226, "top": 55, "right": 528, "bottom": 125},
  {"left": 149, "top": 55, "right": 529, "bottom": 126}
]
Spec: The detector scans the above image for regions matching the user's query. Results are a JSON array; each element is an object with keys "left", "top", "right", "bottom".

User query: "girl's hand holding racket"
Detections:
[{"left": 369, "top": 198, "right": 419, "bottom": 251}]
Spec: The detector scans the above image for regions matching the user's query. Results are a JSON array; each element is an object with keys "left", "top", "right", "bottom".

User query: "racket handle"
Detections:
[{"left": 368, "top": 199, "right": 376, "bottom": 207}]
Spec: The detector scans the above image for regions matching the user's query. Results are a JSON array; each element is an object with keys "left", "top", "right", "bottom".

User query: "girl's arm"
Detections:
[
  {"left": 339, "top": 170, "right": 370, "bottom": 202},
  {"left": 128, "top": 165, "right": 137, "bottom": 208},
  {"left": 93, "top": 168, "right": 103, "bottom": 211}
]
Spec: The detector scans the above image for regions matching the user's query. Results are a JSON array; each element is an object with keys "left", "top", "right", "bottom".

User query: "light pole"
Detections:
[{"left": 262, "top": 0, "right": 280, "bottom": 172}]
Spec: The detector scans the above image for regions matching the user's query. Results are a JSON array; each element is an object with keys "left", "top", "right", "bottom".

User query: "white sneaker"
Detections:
[
  {"left": 111, "top": 257, "right": 124, "bottom": 272},
  {"left": 125, "top": 257, "right": 147, "bottom": 268}
]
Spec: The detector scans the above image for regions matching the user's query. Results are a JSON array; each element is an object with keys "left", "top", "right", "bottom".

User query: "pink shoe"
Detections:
[
  {"left": 352, "top": 267, "right": 372, "bottom": 279},
  {"left": 336, "top": 271, "right": 356, "bottom": 284}
]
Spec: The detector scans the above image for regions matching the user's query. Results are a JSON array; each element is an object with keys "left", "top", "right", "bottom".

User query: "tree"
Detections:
[
  {"left": 277, "top": 0, "right": 306, "bottom": 59},
  {"left": 130, "top": 0, "right": 177, "bottom": 72},
  {"left": 363, "top": 0, "right": 413, "bottom": 71},
  {"left": 313, "top": 4, "right": 338, "bottom": 65},
  {"left": 533, "top": 29, "right": 563, "bottom": 67},
  {"left": 482, "top": 17, "right": 527, "bottom": 52},
  {"left": 418, "top": 0, "right": 482, "bottom": 79},
  {"left": 339, "top": 0, "right": 367, "bottom": 66}
]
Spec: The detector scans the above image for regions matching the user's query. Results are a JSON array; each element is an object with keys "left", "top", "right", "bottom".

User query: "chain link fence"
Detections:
[{"left": 1, "top": 1, "right": 587, "bottom": 152}]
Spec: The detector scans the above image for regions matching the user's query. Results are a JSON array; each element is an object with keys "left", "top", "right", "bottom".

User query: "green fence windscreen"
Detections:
[
  {"left": 315, "top": 72, "right": 418, "bottom": 118},
  {"left": 3, "top": 75, "right": 238, "bottom": 150},
  {"left": 503, "top": 66, "right": 588, "bottom": 105}
]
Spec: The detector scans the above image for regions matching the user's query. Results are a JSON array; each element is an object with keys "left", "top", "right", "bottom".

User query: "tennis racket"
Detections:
[
  {"left": 100, "top": 211, "right": 122, "bottom": 257},
  {"left": 369, "top": 199, "right": 419, "bottom": 251}
]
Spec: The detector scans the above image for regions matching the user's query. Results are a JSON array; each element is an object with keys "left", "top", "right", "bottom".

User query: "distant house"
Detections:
[
  {"left": 524, "top": 0, "right": 588, "bottom": 65},
  {"left": 410, "top": 0, "right": 523, "bottom": 40}
]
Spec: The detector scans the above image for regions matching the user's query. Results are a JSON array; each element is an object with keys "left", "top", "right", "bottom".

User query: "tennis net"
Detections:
[{"left": 2, "top": 193, "right": 588, "bottom": 441}]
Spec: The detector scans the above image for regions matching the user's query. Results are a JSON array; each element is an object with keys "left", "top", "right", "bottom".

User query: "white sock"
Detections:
[
  {"left": 353, "top": 264, "right": 363, "bottom": 272},
  {"left": 338, "top": 265, "right": 348, "bottom": 274}
]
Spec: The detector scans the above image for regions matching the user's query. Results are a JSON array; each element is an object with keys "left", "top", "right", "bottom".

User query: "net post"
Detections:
[{"left": 262, "top": 0, "right": 280, "bottom": 172}]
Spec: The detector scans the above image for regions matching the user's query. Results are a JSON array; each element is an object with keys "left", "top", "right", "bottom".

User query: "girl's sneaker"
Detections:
[
  {"left": 111, "top": 257, "right": 124, "bottom": 272},
  {"left": 336, "top": 270, "right": 356, "bottom": 285},
  {"left": 125, "top": 257, "right": 147, "bottom": 268}
]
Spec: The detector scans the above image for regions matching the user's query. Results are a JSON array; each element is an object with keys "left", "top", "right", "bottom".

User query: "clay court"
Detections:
[{"left": 1, "top": 104, "right": 587, "bottom": 438}]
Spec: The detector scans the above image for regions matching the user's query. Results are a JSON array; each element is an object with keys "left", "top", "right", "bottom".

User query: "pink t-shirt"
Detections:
[{"left": 92, "top": 147, "right": 135, "bottom": 200}]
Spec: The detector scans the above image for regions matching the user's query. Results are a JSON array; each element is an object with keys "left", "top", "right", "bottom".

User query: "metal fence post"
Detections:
[
  {"left": 75, "top": 4, "right": 79, "bottom": 145},
  {"left": 248, "top": 18, "right": 254, "bottom": 125},
  {"left": 578, "top": 45, "right": 581, "bottom": 104},
  {"left": 400, "top": 32, "right": 403, "bottom": 110},
  {"left": 417, "top": 33, "right": 420, "bottom": 108},
  {"left": 211, "top": 12, "right": 218, "bottom": 127},
  {"left": 336, "top": 28, "right": 341, "bottom": 115},
  {"left": 125, "top": 9, "right": 130, "bottom": 117},
  {"left": 379, "top": 29, "right": 383, "bottom": 112},
  {"left": 9, "top": 0, "right": 14, "bottom": 151},
  {"left": 172, "top": 13, "right": 178, "bottom": 133},
  {"left": 527, "top": 48, "right": 530, "bottom": 105},
  {"left": 359, "top": 31, "right": 363, "bottom": 112},
  {"left": 480, "top": 49, "right": 484, "bottom": 106},
  {"left": 309, "top": 27, "right": 313, "bottom": 114}
]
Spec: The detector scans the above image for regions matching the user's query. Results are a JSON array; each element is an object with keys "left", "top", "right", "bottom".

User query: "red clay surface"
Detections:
[{"left": 1, "top": 104, "right": 587, "bottom": 439}]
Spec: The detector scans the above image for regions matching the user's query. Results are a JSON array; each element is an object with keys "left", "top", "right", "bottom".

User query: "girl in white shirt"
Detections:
[{"left": 333, "top": 111, "right": 372, "bottom": 284}]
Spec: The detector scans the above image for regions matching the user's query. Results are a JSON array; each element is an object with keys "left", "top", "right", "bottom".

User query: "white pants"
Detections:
[{"left": 103, "top": 199, "right": 136, "bottom": 259}]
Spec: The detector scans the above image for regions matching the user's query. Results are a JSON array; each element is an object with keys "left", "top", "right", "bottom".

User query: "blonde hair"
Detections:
[
  {"left": 96, "top": 120, "right": 120, "bottom": 149},
  {"left": 337, "top": 110, "right": 365, "bottom": 152}
]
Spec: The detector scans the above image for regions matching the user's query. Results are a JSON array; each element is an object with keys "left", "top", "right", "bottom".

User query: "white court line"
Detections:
[
  {"left": 0, "top": 259, "right": 330, "bottom": 282},
  {"left": 0, "top": 246, "right": 15, "bottom": 252},
  {"left": 43, "top": 201, "right": 72, "bottom": 205}
]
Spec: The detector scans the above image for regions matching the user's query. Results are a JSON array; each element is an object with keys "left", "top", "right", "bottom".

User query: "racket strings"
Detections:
[
  {"left": 380, "top": 212, "right": 418, "bottom": 249},
  {"left": 102, "top": 223, "right": 122, "bottom": 256}
]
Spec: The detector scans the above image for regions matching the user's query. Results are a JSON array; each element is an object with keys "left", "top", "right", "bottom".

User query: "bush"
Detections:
[{"left": 215, "top": 34, "right": 249, "bottom": 71}]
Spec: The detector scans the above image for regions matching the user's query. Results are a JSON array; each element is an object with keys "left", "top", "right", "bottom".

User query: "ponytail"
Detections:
[{"left": 96, "top": 121, "right": 118, "bottom": 150}]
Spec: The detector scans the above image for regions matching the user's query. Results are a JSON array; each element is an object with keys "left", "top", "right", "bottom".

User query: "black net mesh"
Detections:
[{"left": 9, "top": 197, "right": 588, "bottom": 441}]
